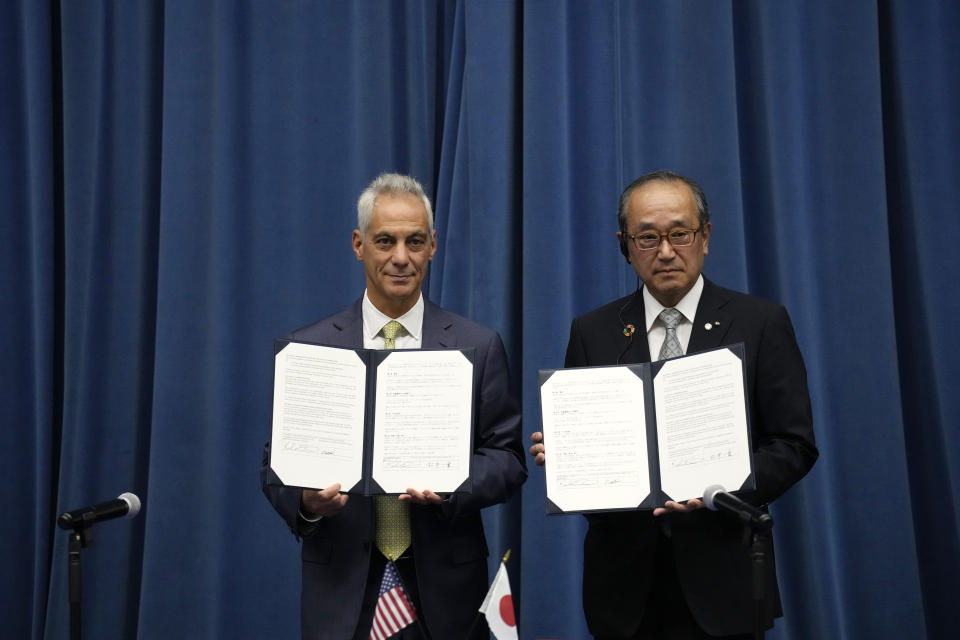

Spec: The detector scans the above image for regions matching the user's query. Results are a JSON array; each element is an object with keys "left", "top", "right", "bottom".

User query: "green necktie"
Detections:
[
  {"left": 375, "top": 320, "right": 411, "bottom": 560},
  {"left": 381, "top": 319, "right": 403, "bottom": 350}
]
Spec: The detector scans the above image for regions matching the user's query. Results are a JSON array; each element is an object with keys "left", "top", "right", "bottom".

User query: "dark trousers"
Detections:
[
  {"left": 597, "top": 533, "right": 753, "bottom": 640},
  {"left": 352, "top": 552, "right": 428, "bottom": 640}
]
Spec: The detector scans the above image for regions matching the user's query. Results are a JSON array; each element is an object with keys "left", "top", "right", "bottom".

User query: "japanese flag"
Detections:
[{"left": 479, "top": 562, "right": 518, "bottom": 640}]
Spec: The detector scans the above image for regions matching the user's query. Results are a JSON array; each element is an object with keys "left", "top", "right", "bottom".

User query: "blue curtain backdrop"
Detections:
[{"left": 2, "top": 1, "right": 957, "bottom": 638}]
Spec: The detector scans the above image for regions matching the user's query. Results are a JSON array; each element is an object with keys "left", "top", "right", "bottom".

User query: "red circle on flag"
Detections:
[{"left": 499, "top": 595, "right": 516, "bottom": 626}]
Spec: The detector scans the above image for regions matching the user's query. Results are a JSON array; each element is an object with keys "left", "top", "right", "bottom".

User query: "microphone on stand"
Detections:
[
  {"left": 702, "top": 485, "right": 772, "bottom": 531},
  {"left": 57, "top": 492, "right": 141, "bottom": 530},
  {"left": 58, "top": 492, "right": 142, "bottom": 640}
]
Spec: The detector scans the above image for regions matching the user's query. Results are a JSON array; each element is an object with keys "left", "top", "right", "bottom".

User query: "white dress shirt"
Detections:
[
  {"left": 643, "top": 275, "right": 704, "bottom": 359},
  {"left": 361, "top": 290, "right": 425, "bottom": 349}
]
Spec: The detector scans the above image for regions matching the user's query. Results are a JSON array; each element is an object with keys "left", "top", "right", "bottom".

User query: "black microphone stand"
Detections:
[
  {"left": 743, "top": 517, "right": 774, "bottom": 640},
  {"left": 65, "top": 515, "right": 96, "bottom": 640}
]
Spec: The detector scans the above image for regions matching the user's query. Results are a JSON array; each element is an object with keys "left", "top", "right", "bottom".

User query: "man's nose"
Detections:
[
  {"left": 656, "top": 236, "right": 677, "bottom": 259},
  {"left": 391, "top": 243, "right": 409, "bottom": 264}
]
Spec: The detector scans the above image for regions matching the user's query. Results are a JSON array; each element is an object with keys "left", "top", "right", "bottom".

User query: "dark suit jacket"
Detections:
[
  {"left": 261, "top": 298, "right": 526, "bottom": 640},
  {"left": 566, "top": 278, "right": 818, "bottom": 637}
]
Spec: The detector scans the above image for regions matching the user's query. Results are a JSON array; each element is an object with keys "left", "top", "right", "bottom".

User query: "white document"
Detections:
[
  {"left": 654, "top": 348, "right": 751, "bottom": 502},
  {"left": 371, "top": 350, "right": 474, "bottom": 493},
  {"left": 540, "top": 366, "right": 650, "bottom": 512},
  {"left": 270, "top": 342, "right": 367, "bottom": 490},
  {"left": 537, "top": 345, "right": 752, "bottom": 513}
]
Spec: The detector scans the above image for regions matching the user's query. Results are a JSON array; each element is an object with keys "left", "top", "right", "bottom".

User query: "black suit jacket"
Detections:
[
  {"left": 261, "top": 298, "right": 526, "bottom": 639},
  {"left": 566, "top": 278, "right": 818, "bottom": 637}
]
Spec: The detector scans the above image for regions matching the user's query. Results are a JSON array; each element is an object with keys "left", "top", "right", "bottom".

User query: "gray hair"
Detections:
[
  {"left": 617, "top": 170, "right": 710, "bottom": 233},
  {"left": 356, "top": 173, "right": 434, "bottom": 235}
]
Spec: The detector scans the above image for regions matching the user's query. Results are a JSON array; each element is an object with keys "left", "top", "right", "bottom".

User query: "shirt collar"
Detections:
[
  {"left": 643, "top": 274, "right": 704, "bottom": 332},
  {"left": 361, "top": 290, "right": 425, "bottom": 342}
]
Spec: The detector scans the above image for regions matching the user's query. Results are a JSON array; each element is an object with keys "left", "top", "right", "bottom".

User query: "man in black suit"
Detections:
[
  {"left": 530, "top": 170, "right": 818, "bottom": 639},
  {"left": 263, "top": 173, "right": 526, "bottom": 639}
]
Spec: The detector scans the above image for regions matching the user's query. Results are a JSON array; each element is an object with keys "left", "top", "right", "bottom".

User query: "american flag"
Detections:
[{"left": 369, "top": 561, "right": 417, "bottom": 640}]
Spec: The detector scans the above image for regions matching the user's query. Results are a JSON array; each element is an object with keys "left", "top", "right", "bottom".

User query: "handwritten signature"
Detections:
[{"left": 283, "top": 442, "right": 321, "bottom": 455}]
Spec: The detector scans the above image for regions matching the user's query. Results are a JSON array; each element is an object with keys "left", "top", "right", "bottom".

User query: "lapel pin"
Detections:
[
  {"left": 623, "top": 324, "right": 636, "bottom": 337},
  {"left": 704, "top": 323, "right": 713, "bottom": 331}
]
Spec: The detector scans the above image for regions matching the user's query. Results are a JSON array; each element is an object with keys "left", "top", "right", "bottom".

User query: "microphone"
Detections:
[
  {"left": 57, "top": 492, "right": 142, "bottom": 530},
  {"left": 702, "top": 485, "right": 772, "bottom": 531}
]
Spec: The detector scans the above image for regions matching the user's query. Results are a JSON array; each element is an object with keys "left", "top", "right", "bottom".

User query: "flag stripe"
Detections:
[{"left": 381, "top": 601, "right": 400, "bottom": 631}]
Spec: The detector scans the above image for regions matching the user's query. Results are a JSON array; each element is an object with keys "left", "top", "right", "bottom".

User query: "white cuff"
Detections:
[{"left": 299, "top": 508, "right": 324, "bottom": 523}]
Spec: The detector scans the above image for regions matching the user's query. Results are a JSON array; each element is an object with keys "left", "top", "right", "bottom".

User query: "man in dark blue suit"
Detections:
[
  {"left": 530, "top": 170, "right": 818, "bottom": 639},
  {"left": 263, "top": 173, "right": 526, "bottom": 639}
]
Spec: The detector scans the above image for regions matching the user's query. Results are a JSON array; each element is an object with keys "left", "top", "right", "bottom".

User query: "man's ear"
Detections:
[
  {"left": 352, "top": 229, "right": 364, "bottom": 261},
  {"left": 617, "top": 231, "right": 631, "bottom": 263}
]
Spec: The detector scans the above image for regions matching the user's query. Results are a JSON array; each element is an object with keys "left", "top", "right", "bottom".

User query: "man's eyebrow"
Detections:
[{"left": 635, "top": 219, "right": 694, "bottom": 231}]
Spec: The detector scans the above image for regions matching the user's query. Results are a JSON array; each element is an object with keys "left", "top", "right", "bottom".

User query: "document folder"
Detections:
[
  {"left": 538, "top": 343, "right": 754, "bottom": 514},
  {"left": 266, "top": 338, "right": 476, "bottom": 496}
]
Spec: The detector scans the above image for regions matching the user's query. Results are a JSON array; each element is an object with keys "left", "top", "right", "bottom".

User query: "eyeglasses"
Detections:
[{"left": 625, "top": 227, "right": 702, "bottom": 251}]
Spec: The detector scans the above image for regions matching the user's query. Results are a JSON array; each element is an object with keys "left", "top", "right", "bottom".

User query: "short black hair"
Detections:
[{"left": 617, "top": 170, "right": 709, "bottom": 233}]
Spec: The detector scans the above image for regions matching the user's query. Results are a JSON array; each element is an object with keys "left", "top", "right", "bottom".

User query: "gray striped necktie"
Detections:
[{"left": 658, "top": 308, "right": 684, "bottom": 360}]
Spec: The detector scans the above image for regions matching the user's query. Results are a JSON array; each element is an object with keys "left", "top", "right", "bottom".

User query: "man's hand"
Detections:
[
  {"left": 653, "top": 499, "right": 705, "bottom": 517},
  {"left": 301, "top": 483, "right": 349, "bottom": 518},
  {"left": 529, "top": 431, "right": 545, "bottom": 466},
  {"left": 399, "top": 488, "right": 445, "bottom": 506}
]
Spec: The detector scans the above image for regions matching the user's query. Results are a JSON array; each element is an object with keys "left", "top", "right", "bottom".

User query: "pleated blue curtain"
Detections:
[
  {"left": 1, "top": 3, "right": 58, "bottom": 638},
  {"left": 1, "top": 1, "right": 957, "bottom": 639},
  {"left": 429, "top": 0, "right": 525, "bottom": 579},
  {"left": 880, "top": 1, "right": 960, "bottom": 635}
]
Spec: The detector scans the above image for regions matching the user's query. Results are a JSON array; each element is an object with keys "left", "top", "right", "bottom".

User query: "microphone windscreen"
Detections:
[
  {"left": 118, "top": 492, "right": 141, "bottom": 518},
  {"left": 702, "top": 484, "right": 725, "bottom": 511}
]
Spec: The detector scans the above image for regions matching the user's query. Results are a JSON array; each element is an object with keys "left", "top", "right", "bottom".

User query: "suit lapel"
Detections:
[
  {"left": 688, "top": 279, "right": 733, "bottom": 353},
  {"left": 332, "top": 299, "right": 365, "bottom": 348},
  {"left": 421, "top": 299, "right": 459, "bottom": 349},
  {"left": 621, "top": 293, "right": 652, "bottom": 363}
]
